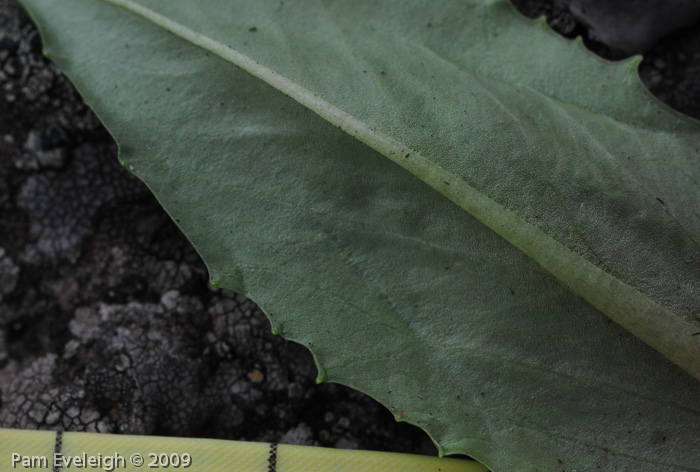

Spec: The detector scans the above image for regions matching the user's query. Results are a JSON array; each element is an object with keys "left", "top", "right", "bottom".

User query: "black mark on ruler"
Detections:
[
  {"left": 268, "top": 443, "right": 278, "bottom": 472},
  {"left": 53, "top": 431, "right": 63, "bottom": 472}
]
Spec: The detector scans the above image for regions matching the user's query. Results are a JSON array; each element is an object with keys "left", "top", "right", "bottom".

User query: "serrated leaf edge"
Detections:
[{"left": 98, "top": 0, "right": 700, "bottom": 381}]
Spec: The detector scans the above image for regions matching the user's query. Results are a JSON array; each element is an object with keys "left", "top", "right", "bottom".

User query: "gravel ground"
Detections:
[{"left": 0, "top": 0, "right": 698, "bottom": 459}]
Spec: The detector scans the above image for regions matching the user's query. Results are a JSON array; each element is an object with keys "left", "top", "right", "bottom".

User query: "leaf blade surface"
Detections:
[{"left": 19, "top": 0, "right": 700, "bottom": 470}]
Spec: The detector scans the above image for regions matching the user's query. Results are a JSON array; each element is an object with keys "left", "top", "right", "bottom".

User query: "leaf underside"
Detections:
[{"left": 19, "top": 0, "right": 700, "bottom": 470}]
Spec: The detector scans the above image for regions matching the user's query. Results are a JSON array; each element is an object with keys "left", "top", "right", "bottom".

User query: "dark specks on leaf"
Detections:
[
  {"left": 405, "top": 153, "right": 410, "bottom": 158},
  {"left": 656, "top": 197, "right": 665, "bottom": 204},
  {"left": 443, "top": 180, "right": 449, "bottom": 185},
  {"left": 166, "top": 88, "right": 170, "bottom": 92},
  {"left": 249, "top": 26, "right": 258, "bottom": 32},
  {"left": 692, "top": 332, "right": 700, "bottom": 336},
  {"left": 651, "top": 430, "right": 668, "bottom": 444},
  {"left": 380, "top": 70, "right": 386, "bottom": 75},
  {"left": 509, "top": 288, "right": 515, "bottom": 295},
  {"left": 427, "top": 22, "right": 432, "bottom": 28}
]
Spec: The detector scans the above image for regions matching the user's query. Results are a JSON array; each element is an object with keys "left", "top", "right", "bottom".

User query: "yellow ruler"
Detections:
[{"left": 0, "top": 428, "right": 488, "bottom": 472}]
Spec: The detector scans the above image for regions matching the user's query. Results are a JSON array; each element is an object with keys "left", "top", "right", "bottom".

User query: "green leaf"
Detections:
[{"left": 19, "top": 0, "right": 700, "bottom": 470}]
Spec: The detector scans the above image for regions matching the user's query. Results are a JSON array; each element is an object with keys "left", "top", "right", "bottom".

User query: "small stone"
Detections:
[
  {"left": 160, "top": 289, "right": 180, "bottom": 310},
  {"left": 287, "top": 382, "right": 303, "bottom": 399},
  {"left": 3, "top": 57, "right": 23, "bottom": 78},
  {"left": 114, "top": 353, "right": 131, "bottom": 372},
  {"left": 334, "top": 437, "right": 358, "bottom": 450},
  {"left": 280, "top": 423, "right": 313, "bottom": 446},
  {"left": 247, "top": 369, "right": 264, "bottom": 383},
  {"left": 0, "top": 248, "right": 20, "bottom": 301}
]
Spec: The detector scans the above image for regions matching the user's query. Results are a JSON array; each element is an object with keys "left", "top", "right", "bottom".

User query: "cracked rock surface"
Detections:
[{"left": 0, "top": 0, "right": 698, "bottom": 458}]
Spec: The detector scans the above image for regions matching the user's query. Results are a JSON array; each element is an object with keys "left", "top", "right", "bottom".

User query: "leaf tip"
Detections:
[
  {"left": 118, "top": 159, "right": 135, "bottom": 173},
  {"left": 270, "top": 321, "right": 282, "bottom": 336},
  {"left": 435, "top": 443, "right": 446, "bottom": 458},
  {"left": 315, "top": 367, "right": 327, "bottom": 384},
  {"left": 627, "top": 54, "right": 644, "bottom": 70}
]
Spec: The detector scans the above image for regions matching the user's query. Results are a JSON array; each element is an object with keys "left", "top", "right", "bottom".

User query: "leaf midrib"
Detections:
[
  {"left": 413, "top": 38, "right": 700, "bottom": 258},
  {"left": 100, "top": 0, "right": 700, "bottom": 380}
]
